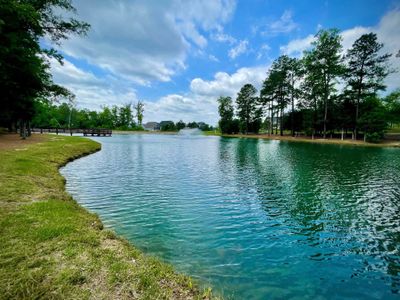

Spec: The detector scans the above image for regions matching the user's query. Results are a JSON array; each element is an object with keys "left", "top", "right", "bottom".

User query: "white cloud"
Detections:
[
  {"left": 50, "top": 58, "right": 138, "bottom": 109},
  {"left": 257, "top": 43, "right": 271, "bottom": 60},
  {"left": 56, "top": 0, "right": 236, "bottom": 85},
  {"left": 190, "top": 66, "right": 266, "bottom": 97},
  {"left": 208, "top": 54, "right": 220, "bottom": 62},
  {"left": 228, "top": 40, "right": 249, "bottom": 59},
  {"left": 261, "top": 10, "right": 298, "bottom": 36},
  {"left": 211, "top": 32, "right": 237, "bottom": 44},
  {"left": 280, "top": 34, "right": 315, "bottom": 56}
]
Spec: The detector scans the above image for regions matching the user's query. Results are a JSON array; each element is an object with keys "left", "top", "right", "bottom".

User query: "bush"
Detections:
[{"left": 365, "top": 131, "right": 384, "bottom": 143}]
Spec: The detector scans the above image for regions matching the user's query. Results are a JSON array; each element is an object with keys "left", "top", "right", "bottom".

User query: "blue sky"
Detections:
[{"left": 49, "top": 0, "right": 400, "bottom": 125}]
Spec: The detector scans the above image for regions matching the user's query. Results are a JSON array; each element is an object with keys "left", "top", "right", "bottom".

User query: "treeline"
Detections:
[
  {"left": 32, "top": 101, "right": 145, "bottom": 130},
  {"left": 32, "top": 100, "right": 214, "bottom": 132},
  {"left": 159, "top": 120, "right": 213, "bottom": 132},
  {"left": 218, "top": 30, "right": 400, "bottom": 142}
]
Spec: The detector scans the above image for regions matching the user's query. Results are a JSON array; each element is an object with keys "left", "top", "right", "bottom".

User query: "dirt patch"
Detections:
[{"left": 0, "top": 133, "right": 47, "bottom": 150}]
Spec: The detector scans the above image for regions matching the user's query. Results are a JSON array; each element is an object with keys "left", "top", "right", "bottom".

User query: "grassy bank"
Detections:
[
  {"left": 0, "top": 134, "right": 210, "bottom": 299},
  {"left": 203, "top": 131, "right": 400, "bottom": 148}
]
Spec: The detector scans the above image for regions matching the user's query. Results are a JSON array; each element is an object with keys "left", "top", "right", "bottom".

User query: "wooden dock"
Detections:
[{"left": 32, "top": 128, "right": 112, "bottom": 137}]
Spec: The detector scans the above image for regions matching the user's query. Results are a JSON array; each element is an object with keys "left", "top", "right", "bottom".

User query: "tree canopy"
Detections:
[{"left": 0, "top": 0, "right": 89, "bottom": 133}]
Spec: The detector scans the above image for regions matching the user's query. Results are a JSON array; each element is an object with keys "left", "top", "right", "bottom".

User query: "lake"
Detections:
[{"left": 61, "top": 134, "right": 400, "bottom": 299}]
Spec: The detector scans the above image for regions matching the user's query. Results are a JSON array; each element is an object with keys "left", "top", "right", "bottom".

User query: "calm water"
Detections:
[{"left": 61, "top": 134, "right": 400, "bottom": 299}]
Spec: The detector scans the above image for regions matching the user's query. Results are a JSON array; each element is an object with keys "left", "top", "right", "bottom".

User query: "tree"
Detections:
[
  {"left": 383, "top": 89, "right": 400, "bottom": 127},
  {"left": 217, "top": 96, "right": 235, "bottom": 134},
  {"left": 0, "top": 0, "right": 89, "bottom": 133},
  {"left": 304, "top": 29, "right": 344, "bottom": 138},
  {"left": 176, "top": 120, "right": 186, "bottom": 130},
  {"left": 118, "top": 103, "right": 135, "bottom": 129},
  {"left": 160, "top": 121, "right": 176, "bottom": 131},
  {"left": 187, "top": 122, "right": 199, "bottom": 128},
  {"left": 260, "top": 55, "right": 293, "bottom": 136},
  {"left": 287, "top": 58, "right": 303, "bottom": 136},
  {"left": 134, "top": 100, "right": 144, "bottom": 126},
  {"left": 236, "top": 84, "right": 260, "bottom": 134},
  {"left": 344, "top": 33, "right": 391, "bottom": 139},
  {"left": 358, "top": 96, "right": 388, "bottom": 142}
]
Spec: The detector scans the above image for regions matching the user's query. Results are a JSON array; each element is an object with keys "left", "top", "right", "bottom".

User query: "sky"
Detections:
[{"left": 47, "top": 0, "right": 400, "bottom": 125}]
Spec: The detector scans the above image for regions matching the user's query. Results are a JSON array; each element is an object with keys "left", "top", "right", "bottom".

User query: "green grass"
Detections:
[
  {"left": 202, "top": 131, "right": 221, "bottom": 136},
  {"left": 387, "top": 124, "right": 400, "bottom": 133},
  {"left": 0, "top": 135, "right": 215, "bottom": 299}
]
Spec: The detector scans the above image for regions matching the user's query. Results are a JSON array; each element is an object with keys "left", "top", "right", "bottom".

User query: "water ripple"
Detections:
[{"left": 61, "top": 134, "right": 400, "bottom": 299}]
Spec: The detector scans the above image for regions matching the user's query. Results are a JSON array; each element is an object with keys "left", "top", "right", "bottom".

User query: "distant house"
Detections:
[{"left": 143, "top": 122, "right": 160, "bottom": 131}]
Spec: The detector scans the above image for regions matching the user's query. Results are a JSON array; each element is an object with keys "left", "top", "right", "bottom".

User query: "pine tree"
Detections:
[{"left": 344, "top": 33, "right": 391, "bottom": 139}]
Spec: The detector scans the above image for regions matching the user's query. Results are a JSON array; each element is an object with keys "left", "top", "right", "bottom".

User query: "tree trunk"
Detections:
[
  {"left": 354, "top": 98, "right": 360, "bottom": 140},
  {"left": 269, "top": 102, "right": 272, "bottom": 135},
  {"left": 280, "top": 105, "right": 283, "bottom": 136},
  {"left": 27, "top": 121, "right": 31, "bottom": 137},
  {"left": 291, "top": 91, "right": 294, "bottom": 137}
]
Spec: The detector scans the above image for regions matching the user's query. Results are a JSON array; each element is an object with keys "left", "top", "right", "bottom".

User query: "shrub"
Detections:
[{"left": 365, "top": 131, "right": 384, "bottom": 143}]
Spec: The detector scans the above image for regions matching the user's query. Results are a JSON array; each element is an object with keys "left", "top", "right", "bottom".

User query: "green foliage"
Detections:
[
  {"left": 383, "top": 89, "right": 400, "bottom": 125},
  {"left": 217, "top": 96, "right": 240, "bottom": 134},
  {"left": 358, "top": 96, "right": 388, "bottom": 135},
  {"left": 176, "top": 120, "right": 186, "bottom": 130},
  {"left": 31, "top": 101, "right": 144, "bottom": 130},
  {"left": 303, "top": 29, "right": 344, "bottom": 138},
  {"left": 134, "top": 101, "right": 145, "bottom": 126},
  {"left": 365, "top": 132, "right": 384, "bottom": 143},
  {"left": 160, "top": 121, "right": 176, "bottom": 131},
  {"left": 344, "top": 33, "right": 391, "bottom": 138},
  {"left": 236, "top": 84, "right": 261, "bottom": 134},
  {"left": 0, "top": 0, "right": 89, "bottom": 128},
  {"left": 187, "top": 121, "right": 199, "bottom": 128}
]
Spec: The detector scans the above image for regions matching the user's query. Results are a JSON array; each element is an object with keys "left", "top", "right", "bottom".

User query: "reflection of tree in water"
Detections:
[{"left": 218, "top": 137, "right": 400, "bottom": 291}]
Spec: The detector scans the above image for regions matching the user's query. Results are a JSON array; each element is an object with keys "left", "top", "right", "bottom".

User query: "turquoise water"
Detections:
[{"left": 61, "top": 134, "right": 400, "bottom": 299}]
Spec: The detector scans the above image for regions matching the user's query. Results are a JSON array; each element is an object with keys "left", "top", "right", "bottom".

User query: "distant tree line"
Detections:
[
  {"left": 159, "top": 120, "right": 213, "bottom": 132},
  {"left": 32, "top": 101, "right": 145, "bottom": 130},
  {"left": 31, "top": 100, "right": 214, "bottom": 132},
  {"left": 218, "top": 30, "right": 400, "bottom": 142}
]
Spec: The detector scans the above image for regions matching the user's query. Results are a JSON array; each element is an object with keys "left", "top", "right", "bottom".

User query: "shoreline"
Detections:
[
  {"left": 0, "top": 134, "right": 211, "bottom": 299},
  {"left": 110, "top": 130, "right": 400, "bottom": 148},
  {"left": 204, "top": 132, "right": 400, "bottom": 148}
]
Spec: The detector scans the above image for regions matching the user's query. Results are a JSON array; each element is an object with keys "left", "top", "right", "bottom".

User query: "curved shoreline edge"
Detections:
[{"left": 0, "top": 134, "right": 214, "bottom": 300}]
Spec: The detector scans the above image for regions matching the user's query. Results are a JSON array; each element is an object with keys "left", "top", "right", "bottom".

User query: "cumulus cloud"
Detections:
[
  {"left": 56, "top": 0, "right": 236, "bottom": 85},
  {"left": 50, "top": 58, "right": 138, "bottom": 109},
  {"left": 190, "top": 66, "right": 266, "bottom": 96},
  {"left": 280, "top": 34, "right": 315, "bottom": 56},
  {"left": 228, "top": 40, "right": 249, "bottom": 59}
]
